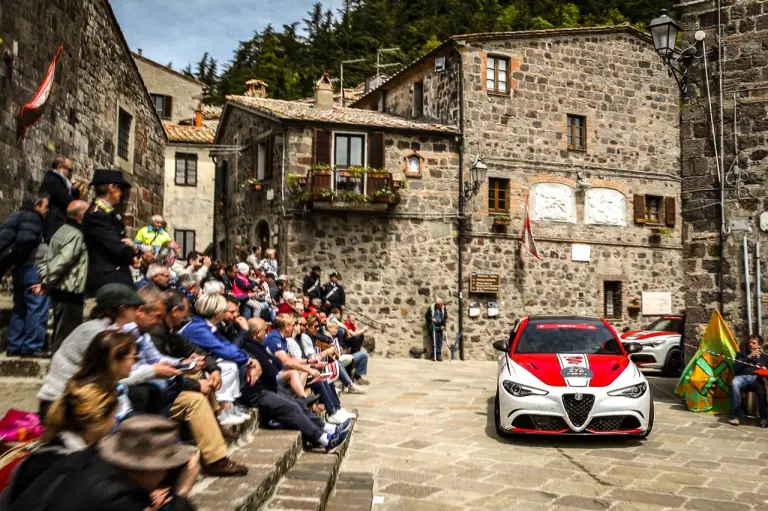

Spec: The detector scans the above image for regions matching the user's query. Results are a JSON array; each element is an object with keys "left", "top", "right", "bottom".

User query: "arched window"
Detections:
[
  {"left": 530, "top": 183, "right": 576, "bottom": 223},
  {"left": 584, "top": 188, "right": 626, "bottom": 226}
]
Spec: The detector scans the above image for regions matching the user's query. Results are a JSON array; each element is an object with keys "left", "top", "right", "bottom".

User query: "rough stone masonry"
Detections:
[
  {"left": 678, "top": 0, "right": 768, "bottom": 356},
  {"left": 0, "top": 0, "right": 166, "bottom": 230}
]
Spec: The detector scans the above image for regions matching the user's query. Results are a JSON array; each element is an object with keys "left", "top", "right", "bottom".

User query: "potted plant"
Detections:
[
  {"left": 493, "top": 215, "right": 511, "bottom": 226},
  {"left": 312, "top": 187, "right": 334, "bottom": 201},
  {"left": 336, "top": 190, "right": 367, "bottom": 204},
  {"left": 370, "top": 189, "right": 400, "bottom": 204},
  {"left": 242, "top": 178, "right": 262, "bottom": 190},
  {"left": 627, "top": 297, "right": 642, "bottom": 313},
  {"left": 310, "top": 163, "right": 332, "bottom": 174},
  {"left": 286, "top": 174, "right": 307, "bottom": 191}
]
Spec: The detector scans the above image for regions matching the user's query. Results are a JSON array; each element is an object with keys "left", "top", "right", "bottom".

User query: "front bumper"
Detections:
[
  {"left": 629, "top": 344, "right": 671, "bottom": 370},
  {"left": 497, "top": 384, "right": 651, "bottom": 435}
]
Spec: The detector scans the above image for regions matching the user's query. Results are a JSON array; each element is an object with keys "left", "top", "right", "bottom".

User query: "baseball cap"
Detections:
[{"left": 96, "top": 283, "right": 145, "bottom": 308}]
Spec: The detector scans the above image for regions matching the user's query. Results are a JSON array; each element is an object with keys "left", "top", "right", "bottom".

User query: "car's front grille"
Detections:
[
  {"left": 587, "top": 415, "right": 642, "bottom": 432},
  {"left": 562, "top": 393, "right": 595, "bottom": 427},
  {"left": 587, "top": 416, "right": 625, "bottom": 431},
  {"left": 512, "top": 415, "right": 568, "bottom": 431}
]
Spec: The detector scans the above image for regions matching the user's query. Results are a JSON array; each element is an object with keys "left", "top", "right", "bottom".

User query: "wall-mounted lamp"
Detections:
[{"left": 648, "top": 10, "right": 706, "bottom": 98}]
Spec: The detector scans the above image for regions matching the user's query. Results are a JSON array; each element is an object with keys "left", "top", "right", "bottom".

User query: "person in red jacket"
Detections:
[{"left": 277, "top": 291, "right": 299, "bottom": 316}]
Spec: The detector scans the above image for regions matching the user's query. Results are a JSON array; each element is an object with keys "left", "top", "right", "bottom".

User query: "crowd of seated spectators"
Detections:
[{"left": 1, "top": 243, "right": 372, "bottom": 509}]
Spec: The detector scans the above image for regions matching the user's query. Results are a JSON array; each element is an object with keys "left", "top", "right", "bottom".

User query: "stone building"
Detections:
[
  {"left": 0, "top": 0, "right": 166, "bottom": 229},
  {"left": 216, "top": 26, "right": 683, "bottom": 359},
  {"left": 677, "top": 0, "right": 768, "bottom": 354},
  {"left": 133, "top": 53, "right": 219, "bottom": 255}
]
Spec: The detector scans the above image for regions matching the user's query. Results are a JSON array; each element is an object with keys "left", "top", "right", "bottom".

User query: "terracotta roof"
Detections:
[
  {"left": 163, "top": 123, "right": 215, "bottom": 144},
  {"left": 201, "top": 104, "right": 222, "bottom": 120},
  {"left": 225, "top": 95, "right": 458, "bottom": 134}
]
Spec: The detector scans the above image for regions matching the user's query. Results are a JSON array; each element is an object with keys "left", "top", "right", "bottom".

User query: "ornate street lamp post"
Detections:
[{"left": 647, "top": 9, "right": 706, "bottom": 97}]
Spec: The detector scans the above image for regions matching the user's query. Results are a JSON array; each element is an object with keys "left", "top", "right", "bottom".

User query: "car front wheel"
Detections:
[{"left": 661, "top": 348, "right": 681, "bottom": 377}]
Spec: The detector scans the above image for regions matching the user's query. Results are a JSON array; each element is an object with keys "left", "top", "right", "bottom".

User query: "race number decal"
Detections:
[{"left": 557, "top": 353, "right": 592, "bottom": 387}]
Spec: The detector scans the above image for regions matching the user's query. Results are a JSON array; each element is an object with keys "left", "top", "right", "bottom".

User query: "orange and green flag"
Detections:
[{"left": 675, "top": 310, "right": 739, "bottom": 414}]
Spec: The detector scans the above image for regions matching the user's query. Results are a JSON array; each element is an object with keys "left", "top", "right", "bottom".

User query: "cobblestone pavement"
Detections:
[{"left": 338, "top": 358, "right": 768, "bottom": 511}]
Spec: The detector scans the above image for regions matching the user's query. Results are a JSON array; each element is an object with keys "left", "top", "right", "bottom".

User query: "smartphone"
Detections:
[{"left": 175, "top": 361, "right": 196, "bottom": 371}]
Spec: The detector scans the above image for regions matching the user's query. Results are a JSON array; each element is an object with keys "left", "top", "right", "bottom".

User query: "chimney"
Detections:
[
  {"left": 245, "top": 79, "right": 268, "bottom": 98},
  {"left": 314, "top": 73, "right": 334, "bottom": 110},
  {"left": 137, "top": 48, "right": 143, "bottom": 56},
  {"left": 194, "top": 110, "right": 203, "bottom": 128}
]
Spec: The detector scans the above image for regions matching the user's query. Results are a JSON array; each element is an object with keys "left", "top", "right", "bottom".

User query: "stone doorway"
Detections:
[{"left": 255, "top": 220, "right": 271, "bottom": 254}]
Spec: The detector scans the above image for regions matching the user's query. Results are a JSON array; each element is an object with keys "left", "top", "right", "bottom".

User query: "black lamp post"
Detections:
[
  {"left": 457, "top": 156, "right": 487, "bottom": 361},
  {"left": 647, "top": 9, "right": 705, "bottom": 97}
]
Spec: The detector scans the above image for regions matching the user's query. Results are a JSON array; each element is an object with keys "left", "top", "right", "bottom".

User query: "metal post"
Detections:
[
  {"left": 745, "top": 236, "right": 753, "bottom": 336},
  {"left": 340, "top": 58, "right": 366, "bottom": 107},
  {"left": 757, "top": 242, "right": 762, "bottom": 336}
]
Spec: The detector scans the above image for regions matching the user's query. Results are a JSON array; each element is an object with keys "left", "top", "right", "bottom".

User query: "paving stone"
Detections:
[
  {"left": 380, "top": 482, "right": 442, "bottom": 498},
  {"left": 492, "top": 487, "right": 559, "bottom": 502},
  {"left": 551, "top": 495, "right": 612, "bottom": 510},
  {"left": 685, "top": 498, "right": 752, "bottom": 511},
  {"left": 678, "top": 486, "right": 735, "bottom": 500},
  {"left": 429, "top": 475, "right": 505, "bottom": 495},
  {"left": 375, "top": 467, "right": 437, "bottom": 484},
  {"left": 397, "top": 439, "right": 434, "bottom": 449},
  {"left": 267, "top": 497, "right": 319, "bottom": 510},
  {"left": 608, "top": 489, "right": 686, "bottom": 508},
  {"left": 540, "top": 480, "right": 610, "bottom": 498}
]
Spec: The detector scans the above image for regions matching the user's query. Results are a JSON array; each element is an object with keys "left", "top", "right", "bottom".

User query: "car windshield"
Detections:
[
  {"left": 515, "top": 321, "right": 622, "bottom": 355},
  {"left": 645, "top": 317, "right": 682, "bottom": 332}
]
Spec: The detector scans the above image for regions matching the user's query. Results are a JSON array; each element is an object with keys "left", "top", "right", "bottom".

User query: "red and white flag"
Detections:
[
  {"left": 18, "top": 44, "right": 64, "bottom": 140},
  {"left": 521, "top": 202, "right": 541, "bottom": 260}
]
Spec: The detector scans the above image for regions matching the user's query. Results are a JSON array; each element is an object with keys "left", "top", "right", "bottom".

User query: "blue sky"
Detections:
[{"left": 112, "top": 0, "right": 343, "bottom": 72}]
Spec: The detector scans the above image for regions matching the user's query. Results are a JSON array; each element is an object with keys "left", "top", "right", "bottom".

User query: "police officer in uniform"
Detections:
[
  {"left": 302, "top": 265, "right": 322, "bottom": 301},
  {"left": 83, "top": 169, "right": 137, "bottom": 295},
  {"left": 321, "top": 271, "right": 345, "bottom": 313}
]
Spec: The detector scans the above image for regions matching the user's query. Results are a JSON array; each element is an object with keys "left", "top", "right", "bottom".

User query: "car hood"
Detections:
[
  {"left": 511, "top": 353, "right": 629, "bottom": 388},
  {"left": 622, "top": 330, "right": 679, "bottom": 342}
]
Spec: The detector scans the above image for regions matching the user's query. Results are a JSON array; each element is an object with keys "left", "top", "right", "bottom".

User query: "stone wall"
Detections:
[
  {"left": 679, "top": 0, "right": 768, "bottom": 354},
  {"left": 353, "top": 29, "right": 684, "bottom": 357},
  {"left": 0, "top": 0, "right": 166, "bottom": 231},
  {"left": 133, "top": 54, "right": 204, "bottom": 124},
  {"left": 163, "top": 144, "right": 216, "bottom": 253}
]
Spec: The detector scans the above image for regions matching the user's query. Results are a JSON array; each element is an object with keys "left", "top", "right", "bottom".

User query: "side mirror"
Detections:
[
  {"left": 492, "top": 339, "right": 509, "bottom": 352},
  {"left": 623, "top": 342, "right": 643, "bottom": 355}
]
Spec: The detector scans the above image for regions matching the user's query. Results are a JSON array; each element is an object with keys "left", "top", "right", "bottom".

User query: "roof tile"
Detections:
[
  {"left": 226, "top": 95, "right": 458, "bottom": 134},
  {"left": 163, "top": 123, "right": 216, "bottom": 144}
]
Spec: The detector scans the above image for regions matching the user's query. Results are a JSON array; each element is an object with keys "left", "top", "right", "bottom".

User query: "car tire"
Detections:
[
  {"left": 640, "top": 394, "right": 654, "bottom": 439},
  {"left": 494, "top": 392, "right": 511, "bottom": 438},
  {"left": 661, "top": 348, "right": 682, "bottom": 377}
]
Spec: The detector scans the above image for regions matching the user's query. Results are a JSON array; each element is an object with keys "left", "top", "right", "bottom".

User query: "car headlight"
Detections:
[
  {"left": 608, "top": 382, "right": 647, "bottom": 398},
  {"left": 642, "top": 341, "right": 664, "bottom": 348},
  {"left": 502, "top": 380, "right": 548, "bottom": 397}
]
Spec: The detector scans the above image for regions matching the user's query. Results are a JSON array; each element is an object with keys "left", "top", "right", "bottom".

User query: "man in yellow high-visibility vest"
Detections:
[{"left": 134, "top": 214, "right": 171, "bottom": 251}]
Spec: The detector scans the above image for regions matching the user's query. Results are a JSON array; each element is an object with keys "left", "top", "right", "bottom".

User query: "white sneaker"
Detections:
[
  {"left": 218, "top": 409, "right": 245, "bottom": 427},
  {"left": 326, "top": 410, "right": 347, "bottom": 424},
  {"left": 338, "top": 408, "right": 357, "bottom": 420},
  {"left": 346, "top": 383, "right": 367, "bottom": 394},
  {"left": 233, "top": 404, "right": 252, "bottom": 420}
]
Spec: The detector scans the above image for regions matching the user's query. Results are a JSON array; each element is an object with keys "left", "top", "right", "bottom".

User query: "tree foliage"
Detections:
[{"left": 191, "top": 0, "right": 671, "bottom": 104}]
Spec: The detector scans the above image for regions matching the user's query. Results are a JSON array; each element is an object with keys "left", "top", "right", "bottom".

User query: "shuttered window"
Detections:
[
  {"left": 175, "top": 153, "right": 197, "bottom": 186},
  {"left": 633, "top": 195, "right": 676, "bottom": 226},
  {"left": 334, "top": 134, "right": 365, "bottom": 169},
  {"left": 151, "top": 94, "right": 173, "bottom": 119},
  {"left": 175, "top": 229, "right": 195, "bottom": 258},
  {"left": 117, "top": 108, "right": 132, "bottom": 161},
  {"left": 313, "top": 129, "right": 332, "bottom": 166},
  {"left": 368, "top": 132, "right": 385, "bottom": 169}
]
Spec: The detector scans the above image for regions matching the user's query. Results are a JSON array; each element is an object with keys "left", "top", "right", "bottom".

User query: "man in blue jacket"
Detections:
[
  {"left": 729, "top": 335, "right": 768, "bottom": 427},
  {"left": 0, "top": 193, "right": 50, "bottom": 357}
]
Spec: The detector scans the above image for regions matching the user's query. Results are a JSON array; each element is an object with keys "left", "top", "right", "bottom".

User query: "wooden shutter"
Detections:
[
  {"left": 265, "top": 136, "right": 273, "bottom": 178},
  {"left": 187, "top": 156, "right": 198, "bottom": 186},
  {"left": 368, "top": 132, "right": 385, "bottom": 169},
  {"left": 633, "top": 195, "right": 647, "bottom": 224},
  {"left": 251, "top": 142, "right": 258, "bottom": 178},
  {"left": 313, "top": 129, "right": 332, "bottom": 166},
  {"left": 163, "top": 96, "right": 173, "bottom": 119},
  {"left": 665, "top": 197, "right": 676, "bottom": 227},
  {"left": 175, "top": 155, "right": 186, "bottom": 185}
]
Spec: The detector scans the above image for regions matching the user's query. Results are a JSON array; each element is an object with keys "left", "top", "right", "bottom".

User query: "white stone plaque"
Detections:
[
  {"left": 572, "top": 244, "right": 591, "bottom": 262},
  {"left": 641, "top": 292, "right": 673, "bottom": 316},
  {"left": 584, "top": 188, "right": 626, "bottom": 226},
  {"left": 531, "top": 183, "right": 576, "bottom": 223},
  {"left": 760, "top": 212, "right": 768, "bottom": 232}
]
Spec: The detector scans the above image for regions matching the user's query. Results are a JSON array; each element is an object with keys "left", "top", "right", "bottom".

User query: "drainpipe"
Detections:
[
  {"left": 757, "top": 242, "right": 762, "bottom": 336},
  {"left": 452, "top": 40, "right": 466, "bottom": 361},
  {"left": 744, "top": 236, "right": 753, "bottom": 336}
]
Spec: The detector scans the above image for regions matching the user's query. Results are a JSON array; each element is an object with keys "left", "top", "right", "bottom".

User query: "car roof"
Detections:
[{"left": 526, "top": 315, "right": 603, "bottom": 323}]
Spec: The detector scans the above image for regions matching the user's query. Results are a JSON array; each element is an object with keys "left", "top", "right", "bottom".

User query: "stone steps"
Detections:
[
  {"left": 263, "top": 418, "right": 356, "bottom": 511},
  {"left": 0, "top": 355, "right": 50, "bottom": 378},
  {"left": 325, "top": 473, "right": 374, "bottom": 511}
]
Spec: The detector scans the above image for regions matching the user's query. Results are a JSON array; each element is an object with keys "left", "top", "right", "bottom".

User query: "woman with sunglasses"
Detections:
[{"left": 304, "top": 316, "right": 365, "bottom": 394}]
